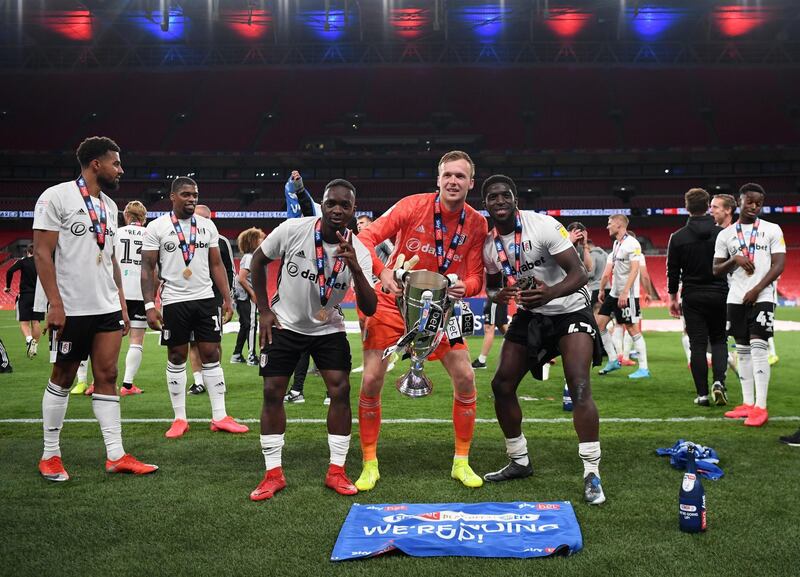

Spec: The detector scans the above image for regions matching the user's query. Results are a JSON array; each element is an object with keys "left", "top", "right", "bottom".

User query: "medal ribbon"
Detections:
[
  {"left": 492, "top": 211, "right": 522, "bottom": 286},
  {"left": 433, "top": 194, "right": 466, "bottom": 275},
  {"left": 314, "top": 218, "right": 347, "bottom": 306},
  {"left": 735, "top": 218, "right": 760, "bottom": 263},
  {"left": 76, "top": 176, "right": 107, "bottom": 252},
  {"left": 169, "top": 211, "right": 197, "bottom": 268}
]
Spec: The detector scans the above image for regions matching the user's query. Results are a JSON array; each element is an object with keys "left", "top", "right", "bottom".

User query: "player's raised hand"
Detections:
[
  {"left": 290, "top": 170, "right": 303, "bottom": 192},
  {"left": 335, "top": 230, "right": 361, "bottom": 272}
]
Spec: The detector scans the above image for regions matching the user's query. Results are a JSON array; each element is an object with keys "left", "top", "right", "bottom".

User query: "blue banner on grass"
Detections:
[{"left": 331, "top": 501, "right": 583, "bottom": 561}]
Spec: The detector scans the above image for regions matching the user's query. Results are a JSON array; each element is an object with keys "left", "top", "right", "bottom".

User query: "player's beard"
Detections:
[{"left": 97, "top": 173, "right": 120, "bottom": 192}]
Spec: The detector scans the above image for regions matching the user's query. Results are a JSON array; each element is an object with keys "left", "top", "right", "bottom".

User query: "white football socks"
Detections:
[
  {"left": 42, "top": 381, "right": 69, "bottom": 459},
  {"left": 622, "top": 329, "right": 633, "bottom": 359},
  {"left": 202, "top": 362, "right": 228, "bottom": 421},
  {"left": 735, "top": 344, "right": 755, "bottom": 406},
  {"left": 166, "top": 361, "right": 187, "bottom": 420},
  {"left": 600, "top": 330, "right": 618, "bottom": 359},
  {"left": 750, "top": 339, "right": 770, "bottom": 409},
  {"left": 632, "top": 333, "right": 649, "bottom": 370},
  {"left": 92, "top": 393, "right": 125, "bottom": 461},
  {"left": 328, "top": 434, "right": 351, "bottom": 467},
  {"left": 77, "top": 360, "right": 89, "bottom": 384},
  {"left": 261, "top": 434, "right": 285, "bottom": 470},
  {"left": 681, "top": 333, "right": 691, "bottom": 364},
  {"left": 505, "top": 434, "right": 530, "bottom": 466},
  {"left": 123, "top": 344, "right": 143, "bottom": 385},
  {"left": 579, "top": 441, "right": 602, "bottom": 478}
]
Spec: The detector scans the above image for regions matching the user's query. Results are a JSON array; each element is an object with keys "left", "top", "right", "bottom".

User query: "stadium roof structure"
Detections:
[{"left": 2, "top": 0, "right": 800, "bottom": 69}]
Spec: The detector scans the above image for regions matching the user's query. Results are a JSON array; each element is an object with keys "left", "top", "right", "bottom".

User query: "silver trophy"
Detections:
[{"left": 385, "top": 270, "right": 452, "bottom": 398}]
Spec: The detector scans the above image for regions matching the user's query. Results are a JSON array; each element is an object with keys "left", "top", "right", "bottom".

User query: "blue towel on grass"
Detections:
[{"left": 656, "top": 439, "right": 724, "bottom": 480}]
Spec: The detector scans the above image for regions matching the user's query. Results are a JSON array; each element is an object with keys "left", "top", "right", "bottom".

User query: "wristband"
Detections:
[{"left": 144, "top": 302, "right": 156, "bottom": 311}]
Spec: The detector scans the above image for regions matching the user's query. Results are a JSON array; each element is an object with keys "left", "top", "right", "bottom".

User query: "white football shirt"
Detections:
[
  {"left": 260, "top": 216, "right": 374, "bottom": 335},
  {"left": 115, "top": 223, "right": 146, "bottom": 302},
  {"left": 33, "top": 180, "right": 121, "bottom": 316},
  {"left": 142, "top": 213, "right": 219, "bottom": 306},
  {"left": 483, "top": 211, "right": 590, "bottom": 315},
  {"left": 714, "top": 219, "right": 785, "bottom": 304},
  {"left": 609, "top": 234, "right": 642, "bottom": 299}
]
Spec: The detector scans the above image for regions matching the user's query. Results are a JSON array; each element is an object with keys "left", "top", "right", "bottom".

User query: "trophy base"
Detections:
[{"left": 396, "top": 369, "right": 433, "bottom": 398}]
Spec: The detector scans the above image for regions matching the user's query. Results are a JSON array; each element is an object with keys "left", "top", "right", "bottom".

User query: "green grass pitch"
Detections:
[{"left": 1, "top": 308, "right": 798, "bottom": 577}]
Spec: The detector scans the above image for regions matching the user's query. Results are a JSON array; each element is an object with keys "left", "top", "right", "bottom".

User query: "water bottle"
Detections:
[
  {"left": 678, "top": 445, "right": 707, "bottom": 533},
  {"left": 562, "top": 382, "right": 573, "bottom": 412}
]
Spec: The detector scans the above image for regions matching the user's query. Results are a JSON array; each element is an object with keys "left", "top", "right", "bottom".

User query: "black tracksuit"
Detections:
[{"left": 667, "top": 215, "right": 729, "bottom": 396}]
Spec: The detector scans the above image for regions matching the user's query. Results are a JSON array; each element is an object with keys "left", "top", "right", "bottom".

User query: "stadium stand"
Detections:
[{"left": 3, "top": 68, "right": 800, "bottom": 154}]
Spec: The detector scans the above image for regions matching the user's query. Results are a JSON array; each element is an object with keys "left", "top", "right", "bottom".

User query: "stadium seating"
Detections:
[{"left": 3, "top": 68, "right": 800, "bottom": 154}]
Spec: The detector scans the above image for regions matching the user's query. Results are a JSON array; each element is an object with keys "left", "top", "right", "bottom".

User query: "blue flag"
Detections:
[
  {"left": 284, "top": 178, "right": 303, "bottom": 219},
  {"left": 331, "top": 501, "right": 583, "bottom": 561},
  {"left": 284, "top": 176, "right": 318, "bottom": 218}
]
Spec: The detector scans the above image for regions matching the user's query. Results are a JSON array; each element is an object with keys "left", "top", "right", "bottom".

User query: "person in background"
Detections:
[
  {"left": 115, "top": 201, "right": 148, "bottom": 395},
  {"left": 231, "top": 227, "right": 265, "bottom": 365},
  {"left": 596, "top": 215, "right": 650, "bottom": 379},
  {"left": 666, "top": 188, "right": 729, "bottom": 407},
  {"left": 141, "top": 179, "right": 248, "bottom": 438},
  {"left": 713, "top": 183, "right": 785, "bottom": 428},
  {"left": 5, "top": 244, "right": 44, "bottom": 359},
  {"left": 186, "top": 204, "right": 237, "bottom": 394},
  {"left": 352, "top": 214, "right": 397, "bottom": 375}
]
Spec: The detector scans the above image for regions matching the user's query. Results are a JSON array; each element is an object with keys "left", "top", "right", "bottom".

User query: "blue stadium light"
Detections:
[
  {"left": 459, "top": 4, "right": 510, "bottom": 41},
  {"left": 302, "top": 9, "right": 348, "bottom": 41},
  {"left": 628, "top": 6, "right": 683, "bottom": 40},
  {"left": 133, "top": 9, "right": 186, "bottom": 41}
]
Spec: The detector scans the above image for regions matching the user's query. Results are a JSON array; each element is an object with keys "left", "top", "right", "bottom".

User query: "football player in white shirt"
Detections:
[
  {"left": 713, "top": 183, "right": 786, "bottom": 427},
  {"left": 480, "top": 175, "right": 605, "bottom": 505},
  {"left": 248, "top": 179, "right": 377, "bottom": 501},
  {"left": 33, "top": 136, "right": 158, "bottom": 481},
  {"left": 596, "top": 214, "right": 650, "bottom": 379},
  {"left": 141, "top": 177, "right": 248, "bottom": 439},
  {"left": 116, "top": 201, "right": 148, "bottom": 395}
]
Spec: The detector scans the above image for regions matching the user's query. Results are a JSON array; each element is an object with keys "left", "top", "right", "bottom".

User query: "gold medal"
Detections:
[
  {"left": 183, "top": 267, "right": 192, "bottom": 279},
  {"left": 315, "top": 308, "right": 329, "bottom": 322},
  {"left": 97, "top": 252, "right": 103, "bottom": 265}
]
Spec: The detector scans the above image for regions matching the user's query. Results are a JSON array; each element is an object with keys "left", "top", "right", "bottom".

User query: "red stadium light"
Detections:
[
  {"left": 390, "top": 8, "right": 430, "bottom": 39},
  {"left": 224, "top": 9, "right": 272, "bottom": 40},
  {"left": 544, "top": 9, "right": 591, "bottom": 39},
  {"left": 37, "top": 10, "right": 93, "bottom": 41},
  {"left": 713, "top": 6, "right": 770, "bottom": 38}
]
